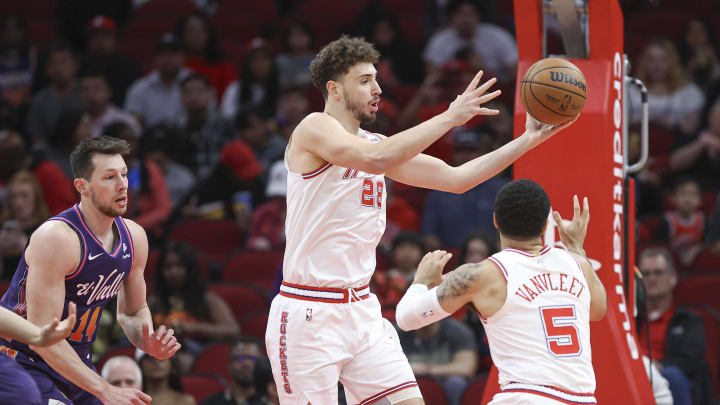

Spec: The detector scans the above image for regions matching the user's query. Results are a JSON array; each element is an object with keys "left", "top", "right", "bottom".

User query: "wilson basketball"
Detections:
[{"left": 520, "top": 57, "right": 587, "bottom": 125}]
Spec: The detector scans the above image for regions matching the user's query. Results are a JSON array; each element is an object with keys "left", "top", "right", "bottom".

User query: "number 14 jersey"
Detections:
[
  {"left": 283, "top": 129, "right": 386, "bottom": 289},
  {"left": 483, "top": 246, "right": 596, "bottom": 394}
]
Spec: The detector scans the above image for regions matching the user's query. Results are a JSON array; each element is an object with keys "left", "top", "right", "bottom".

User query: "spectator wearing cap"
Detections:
[
  {"left": 175, "top": 14, "right": 236, "bottom": 102},
  {"left": 421, "top": 127, "right": 508, "bottom": 250},
  {"left": 26, "top": 42, "right": 83, "bottom": 144},
  {"left": 423, "top": 0, "right": 517, "bottom": 83},
  {"left": 247, "top": 160, "right": 287, "bottom": 250},
  {"left": 101, "top": 355, "right": 143, "bottom": 390},
  {"left": 79, "top": 69, "right": 141, "bottom": 138},
  {"left": 125, "top": 33, "right": 192, "bottom": 128},
  {"left": 80, "top": 15, "right": 142, "bottom": 106}
]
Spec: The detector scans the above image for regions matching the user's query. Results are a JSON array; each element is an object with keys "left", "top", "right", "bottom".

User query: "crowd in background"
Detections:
[{"left": 1, "top": 0, "right": 719, "bottom": 404}]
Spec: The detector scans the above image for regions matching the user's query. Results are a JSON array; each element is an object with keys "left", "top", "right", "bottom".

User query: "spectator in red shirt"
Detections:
[
  {"left": 655, "top": 177, "right": 706, "bottom": 266},
  {"left": 0, "top": 129, "right": 75, "bottom": 215},
  {"left": 247, "top": 160, "right": 287, "bottom": 251},
  {"left": 175, "top": 14, "right": 236, "bottom": 102},
  {"left": 637, "top": 248, "right": 713, "bottom": 405}
]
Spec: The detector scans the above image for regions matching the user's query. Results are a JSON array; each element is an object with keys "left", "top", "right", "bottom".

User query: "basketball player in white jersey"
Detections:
[
  {"left": 396, "top": 180, "right": 606, "bottom": 404},
  {"left": 265, "top": 35, "right": 577, "bottom": 405}
]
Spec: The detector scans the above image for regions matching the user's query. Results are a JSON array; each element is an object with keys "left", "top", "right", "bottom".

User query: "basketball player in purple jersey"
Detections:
[
  {"left": 0, "top": 136, "right": 181, "bottom": 405},
  {"left": 0, "top": 303, "right": 76, "bottom": 405}
]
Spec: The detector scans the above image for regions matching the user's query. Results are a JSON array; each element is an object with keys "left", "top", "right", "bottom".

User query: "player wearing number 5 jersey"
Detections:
[
  {"left": 266, "top": 35, "right": 577, "bottom": 405},
  {"left": 396, "top": 180, "right": 607, "bottom": 404},
  {"left": 0, "top": 136, "right": 180, "bottom": 405}
]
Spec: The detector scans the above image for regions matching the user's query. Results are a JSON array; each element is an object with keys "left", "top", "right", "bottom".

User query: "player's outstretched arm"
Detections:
[
  {"left": 0, "top": 302, "right": 76, "bottom": 346},
  {"left": 25, "top": 222, "right": 151, "bottom": 405},
  {"left": 297, "top": 71, "right": 500, "bottom": 174},
  {"left": 396, "top": 251, "right": 505, "bottom": 331},
  {"left": 117, "top": 219, "right": 181, "bottom": 360},
  {"left": 387, "top": 112, "right": 578, "bottom": 193}
]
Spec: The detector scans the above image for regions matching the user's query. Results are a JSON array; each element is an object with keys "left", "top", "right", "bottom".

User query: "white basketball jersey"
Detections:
[
  {"left": 483, "top": 246, "right": 596, "bottom": 393},
  {"left": 283, "top": 129, "right": 386, "bottom": 288}
]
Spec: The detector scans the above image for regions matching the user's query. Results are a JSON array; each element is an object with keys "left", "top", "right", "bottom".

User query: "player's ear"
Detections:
[
  {"left": 73, "top": 178, "right": 88, "bottom": 195},
  {"left": 327, "top": 80, "right": 339, "bottom": 100}
]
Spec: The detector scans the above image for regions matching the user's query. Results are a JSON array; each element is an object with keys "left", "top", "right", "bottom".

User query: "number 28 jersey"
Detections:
[
  {"left": 283, "top": 129, "right": 386, "bottom": 288},
  {"left": 482, "top": 247, "right": 596, "bottom": 394}
]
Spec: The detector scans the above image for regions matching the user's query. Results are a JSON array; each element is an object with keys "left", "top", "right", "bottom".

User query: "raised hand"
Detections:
[
  {"left": 552, "top": 195, "right": 590, "bottom": 256},
  {"left": 446, "top": 70, "right": 502, "bottom": 126},
  {"left": 34, "top": 302, "right": 77, "bottom": 346},
  {"left": 414, "top": 250, "right": 453, "bottom": 289},
  {"left": 141, "top": 323, "right": 181, "bottom": 360},
  {"left": 523, "top": 112, "right": 578, "bottom": 148},
  {"left": 100, "top": 386, "right": 152, "bottom": 405}
]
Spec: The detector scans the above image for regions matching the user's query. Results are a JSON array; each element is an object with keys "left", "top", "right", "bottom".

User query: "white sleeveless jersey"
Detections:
[
  {"left": 483, "top": 246, "right": 596, "bottom": 394},
  {"left": 283, "top": 129, "right": 386, "bottom": 288}
]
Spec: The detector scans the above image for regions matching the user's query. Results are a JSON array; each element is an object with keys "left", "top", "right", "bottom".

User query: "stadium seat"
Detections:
[
  {"left": 133, "top": 0, "right": 197, "bottom": 19},
  {"left": 626, "top": 10, "right": 692, "bottom": 42},
  {"left": 168, "top": 219, "right": 243, "bottom": 262},
  {"left": 95, "top": 345, "right": 136, "bottom": 372},
  {"left": 675, "top": 274, "right": 720, "bottom": 316},
  {"left": 222, "top": 250, "right": 283, "bottom": 289},
  {"left": 417, "top": 377, "right": 448, "bottom": 405},
  {"left": 208, "top": 283, "right": 268, "bottom": 322},
  {"left": 461, "top": 376, "right": 488, "bottom": 405},
  {"left": 241, "top": 310, "right": 269, "bottom": 341},
  {"left": 692, "top": 248, "right": 720, "bottom": 273},
  {"left": 637, "top": 215, "right": 663, "bottom": 243},
  {"left": 192, "top": 342, "right": 232, "bottom": 383},
  {"left": 181, "top": 373, "right": 226, "bottom": 402},
  {"left": 688, "top": 306, "right": 720, "bottom": 398}
]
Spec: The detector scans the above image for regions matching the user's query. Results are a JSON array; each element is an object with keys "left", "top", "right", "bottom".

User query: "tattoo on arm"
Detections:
[{"left": 438, "top": 266, "right": 478, "bottom": 301}]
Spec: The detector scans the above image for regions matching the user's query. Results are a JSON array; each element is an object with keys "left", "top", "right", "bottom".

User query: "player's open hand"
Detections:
[
  {"left": 34, "top": 302, "right": 76, "bottom": 346},
  {"left": 446, "top": 70, "right": 502, "bottom": 126},
  {"left": 552, "top": 195, "right": 590, "bottom": 255},
  {"left": 414, "top": 250, "right": 453, "bottom": 289},
  {"left": 524, "top": 112, "right": 578, "bottom": 148},
  {"left": 100, "top": 386, "right": 152, "bottom": 405},
  {"left": 141, "top": 323, "right": 181, "bottom": 360}
]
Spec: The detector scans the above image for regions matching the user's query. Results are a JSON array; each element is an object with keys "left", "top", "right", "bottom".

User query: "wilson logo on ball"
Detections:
[{"left": 549, "top": 71, "right": 587, "bottom": 92}]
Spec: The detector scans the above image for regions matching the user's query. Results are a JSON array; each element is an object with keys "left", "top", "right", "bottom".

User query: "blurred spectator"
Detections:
[
  {"left": 629, "top": 38, "right": 704, "bottom": 137},
  {"left": 175, "top": 14, "right": 236, "bottom": 101},
  {"left": 421, "top": 128, "right": 508, "bottom": 250},
  {"left": 356, "top": 5, "right": 423, "bottom": 86},
  {"left": 423, "top": 0, "right": 517, "bottom": 83},
  {"left": 148, "top": 241, "right": 240, "bottom": 367},
  {"left": 45, "top": 108, "right": 93, "bottom": 178},
  {"left": 55, "top": 0, "right": 133, "bottom": 51},
  {"left": 125, "top": 33, "right": 192, "bottom": 128},
  {"left": 670, "top": 99, "right": 720, "bottom": 191},
  {"left": 0, "top": 170, "right": 49, "bottom": 279},
  {"left": 176, "top": 73, "right": 236, "bottom": 178},
  {"left": 221, "top": 42, "right": 279, "bottom": 119},
  {"left": 247, "top": 161, "right": 287, "bottom": 250},
  {"left": 483, "top": 101, "right": 513, "bottom": 149},
  {"left": 274, "top": 85, "right": 310, "bottom": 140},
  {"left": 0, "top": 129, "right": 76, "bottom": 215},
  {"left": 200, "top": 337, "right": 274, "bottom": 405},
  {"left": 79, "top": 69, "right": 141, "bottom": 138},
  {"left": 136, "top": 350, "right": 196, "bottom": 405},
  {"left": 373, "top": 232, "right": 425, "bottom": 308},
  {"left": 677, "top": 18, "right": 720, "bottom": 89},
  {"left": 655, "top": 178, "right": 706, "bottom": 267},
  {"left": 26, "top": 42, "right": 83, "bottom": 144},
  {"left": 0, "top": 14, "right": 36, "bottom": 110},
  {"left": 708, "top": 193, "right": 720, "bottom": 255},
  {"left": 275, "top": 21, "right": 314, "bottom": 88},
  {"left": 104, "top": 122, "right": 171, "bottom": 233},
  {"left": 80, "top": 16, "right": 142, "bottom": 106},
  {"left": 637, "top": 248, "right": 713, "bottom": 405},
  {"left": 235, "top": 108, "right": 285, "bottom": 171},
  {"left": 101, "top": 355, "right": 143, "bottom": 390},
  {"left": 139, "top": 125, "right": 196, "bottom": 207},
  {"left": 397, "top": 318, "right": 478, "bottom": 405}
]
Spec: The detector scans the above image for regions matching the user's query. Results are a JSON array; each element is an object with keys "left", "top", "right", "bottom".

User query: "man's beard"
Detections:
[
  {"left": 91, "top": 191, "right": 126, "bottom": 217},
  {"left": 344, "top": 92, "right": 376, "bottom": 124}
]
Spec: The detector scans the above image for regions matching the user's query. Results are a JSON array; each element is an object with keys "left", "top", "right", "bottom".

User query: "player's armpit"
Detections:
[{"left": 438, "top": 260, "right": 507, "bottom": 318}]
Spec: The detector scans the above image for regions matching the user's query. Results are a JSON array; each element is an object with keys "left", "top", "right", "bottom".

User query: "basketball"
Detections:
[{"left": 520, "top": 57, "right": 587, "bottom": 125}]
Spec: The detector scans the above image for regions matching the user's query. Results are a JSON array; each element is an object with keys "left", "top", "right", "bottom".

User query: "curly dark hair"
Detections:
[
  {"left": 310, "top": 35, "right": 380, "bottom": 99},
  {"left": 494, "top": 179, "right": 550, "bottom": 240}
]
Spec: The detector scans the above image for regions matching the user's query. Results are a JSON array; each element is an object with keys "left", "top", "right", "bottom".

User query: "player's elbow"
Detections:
[{"left": 361, "top": 150, "right": 391, "bottom": 174}]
